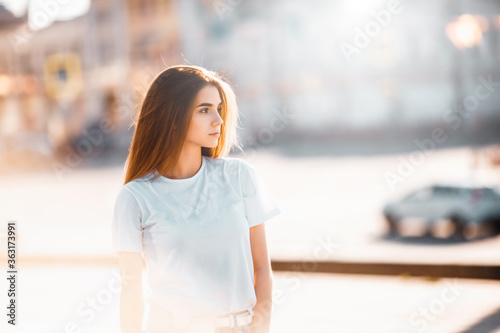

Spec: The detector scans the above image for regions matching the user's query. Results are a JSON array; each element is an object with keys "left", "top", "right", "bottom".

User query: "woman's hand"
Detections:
[{"left": 118, "top": 252, "right": 144, "bottom": 333}]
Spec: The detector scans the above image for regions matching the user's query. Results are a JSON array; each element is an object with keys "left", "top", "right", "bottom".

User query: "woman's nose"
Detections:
[{"left": 213, "top": 113, "right": 223, "bottom": 125}]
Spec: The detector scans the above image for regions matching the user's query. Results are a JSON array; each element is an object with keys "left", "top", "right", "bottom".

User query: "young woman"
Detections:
[{"left": 111, "top": 65, "right": 282, "bottom": 333}]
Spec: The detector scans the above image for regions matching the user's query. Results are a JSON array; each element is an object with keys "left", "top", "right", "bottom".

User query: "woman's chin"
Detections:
[{"left": 202, "top": 143, "right": 218, "bottom": 148}]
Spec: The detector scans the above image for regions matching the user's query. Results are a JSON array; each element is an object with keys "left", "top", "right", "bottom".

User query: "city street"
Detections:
[
  {"left": 1, "top": 0, "right": 500, "bottom": 331},
  {"left": 0, "top": 268, "right": 499, "bottom": 333},
  {"left": 0, "top": 146, "right": 499, "bottom": 264},
  {"left": 0, "top": 146, "right": 499, "bottom": 332}
]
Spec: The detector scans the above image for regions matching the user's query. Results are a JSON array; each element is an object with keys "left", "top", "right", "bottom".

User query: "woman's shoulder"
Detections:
[
  {"left": 206, "top": 155, "right": 252, "bottom": 166},
  {"left": 117, "top": 176, "right": 152, "bottom": 197},
  {"left": 205, "top": 155, "right": 252, "bottom": 174},
  {"left": 203, "top": 157, "right": 239, "bottom": 183}
]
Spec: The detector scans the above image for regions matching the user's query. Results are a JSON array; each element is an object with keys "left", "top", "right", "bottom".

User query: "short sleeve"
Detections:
[
  {"left": 238, "top": 159, "right": 282, "bottom": 228},
  {"left": 111, "top": 186, "right": 143, "bottom": 254}
]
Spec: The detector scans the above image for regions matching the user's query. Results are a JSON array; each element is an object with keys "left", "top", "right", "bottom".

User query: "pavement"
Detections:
[
  {"left": 0, "top": 268, "right": 499, "bottom": 333},
  {"left": 0, "top": 146, "right": 499, "bottom": 265},
  {"left": 0, "top": 146, "right": 500, "bottom": 332}
]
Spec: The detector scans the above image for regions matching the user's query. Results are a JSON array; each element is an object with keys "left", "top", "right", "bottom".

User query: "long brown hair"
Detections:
[{"left": 123, "top": 65, "right": 242, "bottom": 184}]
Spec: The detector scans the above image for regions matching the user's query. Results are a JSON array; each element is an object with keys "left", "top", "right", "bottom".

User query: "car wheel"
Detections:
[
  {"left": 487, "top": 218, "right": 500, "bottom": 235},
  {"left": 450, "top": 215, "right": 466, "bottom": 240},
  {"left": 494, "top": 219, "right": 500, "bottom": 235},
  {"left": 478, "top": 218, "right": 500, "bottom": 238},
  {"left": 385, "top": 214, "right": 399, "bottom": 235},
  {"left": 423, "top": 221, "right": 434, "bottom": 237}
]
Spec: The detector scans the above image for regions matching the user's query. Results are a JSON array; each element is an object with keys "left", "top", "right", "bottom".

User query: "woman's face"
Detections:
[{"left": 185, "top": 84, "right": 223, "bottom": 149}]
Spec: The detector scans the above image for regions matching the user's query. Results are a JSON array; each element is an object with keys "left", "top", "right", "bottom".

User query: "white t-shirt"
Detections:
[{"left": 111, "top": 155, "right": 281, "bottom": 330}]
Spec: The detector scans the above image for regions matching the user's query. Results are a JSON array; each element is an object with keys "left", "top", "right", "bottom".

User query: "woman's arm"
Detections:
[
  {"left": 118, "top": 252, "right": 144, "bottom": 333},
  {"left": 249, "top": 222, "right": 273, "bottom": 333}
]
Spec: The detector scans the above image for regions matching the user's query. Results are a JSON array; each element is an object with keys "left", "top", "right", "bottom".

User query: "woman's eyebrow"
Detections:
[{"left": 196, "top": 102, "right": 222, "bottom": 107}]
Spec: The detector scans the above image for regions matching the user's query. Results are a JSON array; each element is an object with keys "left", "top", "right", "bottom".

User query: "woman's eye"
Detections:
[{"left": 201, "top": 107, "right": 222, "bottom": 113}]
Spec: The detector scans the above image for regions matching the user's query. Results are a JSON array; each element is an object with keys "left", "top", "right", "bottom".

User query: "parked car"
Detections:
[{"left": 382, "top": 183, "right": 500, "bottom": 239}]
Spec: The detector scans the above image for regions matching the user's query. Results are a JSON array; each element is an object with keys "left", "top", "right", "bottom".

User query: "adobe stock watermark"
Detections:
[
  {"left": 271, "top": 234, "right": 340, "bottom": 308},
  {"left": 384, "top": 74, "right": 500, "bottom": 191},
  {"left": 339, "top": 0, "right": 404, "bottom": 63},
  {"left": 213, "top": 0, "right": 243, "bottom": 20},
  {"left": 401, "top": 278, "right": 466, "bottom": 333},
  {"left": 243, "top": 106, "right": 296, "bottom": 161},
  {"left": 59, "top": 268, "right": 136, "bottom": 333},
  {"left": 175, "top": 160, "right": 239, "bottom": 225},
  {"left": 51, "top": 93, "right": 135, "bottom": 181},
  {"left": 251, "top": 234, "right": 340, "bottom": 330},
  {"left": 133, "top": 61, "right": 169, "bottom": 98},
  {"left": 8, "top": 0, "right": 73, "bottom": 53}
]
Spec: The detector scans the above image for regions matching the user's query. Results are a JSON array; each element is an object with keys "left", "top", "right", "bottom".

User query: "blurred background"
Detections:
[{"left": 1, "top": 0, "right": 500, "bottom": 332}]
